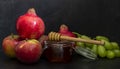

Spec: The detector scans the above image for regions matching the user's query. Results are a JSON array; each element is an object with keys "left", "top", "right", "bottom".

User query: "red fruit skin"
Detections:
[
  {"left": 2, "top": 35, "right": 19, "bottom": 58},
  {"left": 16, "top": 8, "right": 45, "bottom": 39},
  {"left": 59, "top": 31, "right": 76, "bottom": 37},
  {"left": 59, "top": 24, "right": 76, "bottom": 37},
  {"left": 59, "top": 24, "right": 76, "bottom": 47},
  {"left": 15, "top": 40, "right": 42, "bottom": 64}
]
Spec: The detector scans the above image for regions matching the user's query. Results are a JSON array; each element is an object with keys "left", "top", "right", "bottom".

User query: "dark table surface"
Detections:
[{"left": 0, "top": 49, "right": 120, "bottom": 69}]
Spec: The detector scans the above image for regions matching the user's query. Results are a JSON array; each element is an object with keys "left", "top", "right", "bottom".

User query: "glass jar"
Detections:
[{"left": 44, "top": 40, "right": 73, "bottom": 63}]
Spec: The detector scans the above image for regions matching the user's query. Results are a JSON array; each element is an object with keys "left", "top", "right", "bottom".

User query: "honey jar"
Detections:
[{"left": 44, "top": 40, "right": 73, "bottom": 63}]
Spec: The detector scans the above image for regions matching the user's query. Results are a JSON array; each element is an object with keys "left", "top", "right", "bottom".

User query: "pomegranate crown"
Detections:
[
  {"left": 60, "top": 24, "right": 68, "bottom": 30},
  {"left": 27, "top": 8, "right": 37, "bottom": 16},
  {"left": 59, "top": 24, "right": 69, "bottom": 33}
]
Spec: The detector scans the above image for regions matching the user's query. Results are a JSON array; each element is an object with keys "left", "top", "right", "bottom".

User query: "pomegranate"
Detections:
[
  {"left": 16, "top": 8, "right": 45, "bottom": 39},
  {"left": 59, "top": 24, "right": 76, "bottom": 37}
]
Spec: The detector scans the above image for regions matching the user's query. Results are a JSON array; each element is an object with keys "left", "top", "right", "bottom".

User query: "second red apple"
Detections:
[{"left": 15, "top": 39, "right": 42, "bottom": 64}]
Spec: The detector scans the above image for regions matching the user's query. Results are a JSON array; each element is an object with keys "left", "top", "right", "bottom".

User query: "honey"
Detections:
[{"left": 44, "top": 40, "right": 73, "bottom": 63}]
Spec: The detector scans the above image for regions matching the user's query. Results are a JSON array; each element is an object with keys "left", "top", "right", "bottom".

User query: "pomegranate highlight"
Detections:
[
  {"left": 59, "top": 24, "right": 76, "bottom": 37},
  {"left": 16, "top": 8, "right": 45, "bottom": 39}
]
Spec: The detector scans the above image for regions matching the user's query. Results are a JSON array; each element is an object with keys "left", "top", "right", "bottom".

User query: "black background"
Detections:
[
  {"left": 0, "top": 0, "right": 120, "bottom": 47},
  {"left": 0, "top": 0, "right": 120, "bottom": 69}
]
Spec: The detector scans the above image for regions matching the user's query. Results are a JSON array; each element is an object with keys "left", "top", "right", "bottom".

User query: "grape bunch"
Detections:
[{"left": 73, "top": 32, "right": 120, "bottom": 59}]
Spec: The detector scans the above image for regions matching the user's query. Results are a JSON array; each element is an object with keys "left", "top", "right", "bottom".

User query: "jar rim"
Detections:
[{"left": 44, "top": 40, "right": 74, "bottom": 47}]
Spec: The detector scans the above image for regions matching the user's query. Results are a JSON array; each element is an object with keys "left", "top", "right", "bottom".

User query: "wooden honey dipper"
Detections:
[{"left": 48, "top": 32, "right": 104, "bottom": 45}]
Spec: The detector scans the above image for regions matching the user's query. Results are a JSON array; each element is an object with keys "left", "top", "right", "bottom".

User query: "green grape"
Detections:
[
  {"left": 98, "top": 45, "right": 106, "bottom": 58},
  {"left": 106, "top": 50, "right": 115, "bottom": 59},
  {"left": 91, "top": 44, "right": 98, "bottom": 55},
  {"left": 113, "top": 49, "right": 120, "bottom": 57},
  {"left": 81, "top": 35, "right": 93, "bottom": 48},
  {"left": 95, "top": 36, "right": 109, "bottom": 41},
  {"left": 85, "top": 43, "right": 93, "bottom": 48},
  {"left": 81, "top": 35, "right": 91, "bottom": 40},
  {"left": 76, "top": 42, "right": 85, "bottom": 47},
  {"left": 104, "top": 41, "right": 113, "bottom": 50},
  {"left": 72, "top": 32, "right": 81, "bottom": 37},
  {"left": 111, "top": 42, "right": 119, "bottom": 49}
]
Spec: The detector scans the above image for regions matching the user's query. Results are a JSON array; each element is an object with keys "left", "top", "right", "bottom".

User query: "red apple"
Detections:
[
  {"left": 15, "top": 39, "right": 42, "bottom": 64},
  {"left": 2, "top": 34, "right": 20, "bottom": 58}
]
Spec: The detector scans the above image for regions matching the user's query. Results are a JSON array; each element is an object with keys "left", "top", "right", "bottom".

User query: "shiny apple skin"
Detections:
[
  {"left": 2, "top": 35, "right": 19, "bottom": 58},
  {"left": 15, "top": 39, "right": 42, "bottom": 64},
  {"left": 16, "top": 14, "right": 45, "bottom": 39}
]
